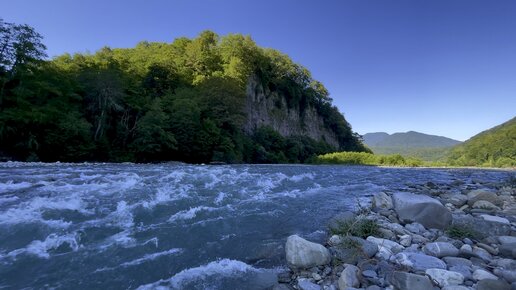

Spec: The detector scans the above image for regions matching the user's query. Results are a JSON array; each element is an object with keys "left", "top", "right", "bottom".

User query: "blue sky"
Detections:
[{"left": 3, "top": 0, "right": 515, "bottom": 141}]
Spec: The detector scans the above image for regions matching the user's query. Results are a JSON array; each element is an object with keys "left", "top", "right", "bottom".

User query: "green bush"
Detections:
[
  {"left": 315, "top": 151, "right": 426, "bottom": 167},
  {"left": 446, "top": 225, "right": 478, "bottom": 239},
  {"left": 329, "top": 217, "right": 380, "bottom": 238}
]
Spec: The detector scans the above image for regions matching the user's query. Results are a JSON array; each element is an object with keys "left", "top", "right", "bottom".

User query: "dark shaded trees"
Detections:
[{"left": 0, "top": 22, "right": 368, "bottom": 163}]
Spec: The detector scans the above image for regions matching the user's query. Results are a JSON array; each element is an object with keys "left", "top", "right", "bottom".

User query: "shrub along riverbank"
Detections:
[
  {"left": 314, "top": 152, "right": 434, "bottom": 167},
  {"left": 315, "top": 151, "right": 515, "bottom": 168}
]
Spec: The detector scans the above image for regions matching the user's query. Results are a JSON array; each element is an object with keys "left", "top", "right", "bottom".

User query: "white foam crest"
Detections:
[
  {"left": 289, "top": 172, "right": 315, "bottom": 182},
  {"left": 0, "top": 195, "right": 19, "bottom": 205},
  {"left": 158, "top": 170, "right": 186, "bottom": 183},
  {"left": 109, "top": 201, "right": 134, "bottom": 228},
  {"left": 136, "top": 258, "right": 260, "bottom": 290},
  {"left": 99, "top": 230, "right": 136, "bottom": 250},
  {"left": 0, "top": 180, "right": 32, "bottom": 193},
  {"left": 204, "top": 173, "right": 222, "bottom": 189},
  {"left": 142, "top": 185, "right": 192, "bottom": 209},
  {"left": 120, "top": 248, "right": 183, "bottom": 267},
  {"left": 254, "top": 172, "right": 288, "bottom": 195},
  {"left": 0, "top": 194, "right": 90, "bottom": 227},
  {"left": 214, "top": 192, "right": 227, "bottom": 205},
  {"left": 39, "top": 172, "right": 141, "bottom": 196},
  {"left": 78, "top": 173, "right": 102, "bottom": 180},
  {"left": 6, "top": 233, "right": 79, "bottom": 259},
  {"left": 168, "top": 206, "right": 218, "bottom": 222}
]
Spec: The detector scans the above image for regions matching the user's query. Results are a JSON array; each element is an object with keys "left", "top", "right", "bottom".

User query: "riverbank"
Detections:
[{"left": 274, "top": 175, "right": 516, "bottom": 289}]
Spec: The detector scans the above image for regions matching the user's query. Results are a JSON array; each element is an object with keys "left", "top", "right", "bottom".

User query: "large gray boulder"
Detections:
[
  {"left": 285, "top": 235, "right": 331, "bottom": 269},
  {"left": 452, "top": 215, "right": 512, "bottom": 239},
  {"left": 467, "top": 189, "right": 503, "bottom": 207},
  {"left": 390, "top": 271, "right": 433, "bottom": 290},
  {"left": 393, "top": 252, "right": 447, "bottom": 272},
  {"left": 372, "top": 192, "right": 393, "bottom": 210},
  {"left": 423, "top": 242, "right": 459, "bottom": 258},
  {"left": 392, "top": 192, "right": 452, "bottom": 229}
]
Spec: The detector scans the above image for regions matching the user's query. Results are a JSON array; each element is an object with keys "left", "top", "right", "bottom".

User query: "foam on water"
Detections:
[
  {"left": 5, "top": 233, "right": 80, "bottom": 259},
  {"left": 136, "top": 259, "right": 261, "bottom": 290},
  {"left": 168, "top": 206, "right": 220, "bottom": 222},
  {"left": 142, "top": 185, "right": 192, "bottom": 209},
  {"left": 0, "top": 181, "right": 32, "bottom": 193},
  {"left": 120, "top": 248, "right": 183, "bottom": 267}
]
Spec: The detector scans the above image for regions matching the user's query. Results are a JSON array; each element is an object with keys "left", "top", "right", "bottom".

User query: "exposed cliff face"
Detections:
[{"left": 244, "top": 75, "right": 340, "bottom": 148}]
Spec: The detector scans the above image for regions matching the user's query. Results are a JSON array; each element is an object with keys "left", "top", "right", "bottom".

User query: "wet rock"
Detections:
[
  {"left": 423, "top": 242, "right": 460, "bottom": 258},
  {"left": 425, "top": 268, "right": 464, "bottom": 287},
  {"left": 393, "top": 252, "right": 447, "bottom": 272},
  {"left": 390, "top": 271, "right": 433, "bottom": 290},
  {"left": 338, "top": 264, "right": 360, "bottom": 290},
  {"left": 472, "top": 269, "right": 498, "bottom": 281},
  {"left": 392, "top": 192, "right": 452, "bottom": 229},
  {"left": 476, "top": 279, "right": 511, "bottom": 290},
  {"left": 467, "top": 189, "right": 503, "bottom": 207},
  {"left": 286, "top": 235, "right": 331, "bottom": 268},
  {"left": 297, "top": 278, "right": 321, "bottom": 290},
  {"left": 372, "top": 192, "right": 393, "bottom": 210}
]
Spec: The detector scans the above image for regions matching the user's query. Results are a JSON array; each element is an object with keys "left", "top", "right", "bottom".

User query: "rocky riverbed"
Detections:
[{"left": 274, "top": 176, "right": 516, "bottom": 290}]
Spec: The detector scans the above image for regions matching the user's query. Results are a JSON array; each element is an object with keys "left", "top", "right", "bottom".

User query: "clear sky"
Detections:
[{"left": 2, "top": 0, "right": 515, "bottom": 141}]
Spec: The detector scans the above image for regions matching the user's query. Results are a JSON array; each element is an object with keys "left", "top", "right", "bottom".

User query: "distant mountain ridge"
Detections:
[
  {"left": 362, "top": 131, "right": 462, "bottom": 161},
  {"left": 363, "top": 131, "right": 462, "bottom": 148}
]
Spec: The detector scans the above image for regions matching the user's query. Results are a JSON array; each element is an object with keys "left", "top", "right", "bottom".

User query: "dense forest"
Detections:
[
  {"left": 447, "top": 117, "right": 516, "bottom": 167},
  {"left": 0, "top": 19, "right": 368, "bottom": 163}
]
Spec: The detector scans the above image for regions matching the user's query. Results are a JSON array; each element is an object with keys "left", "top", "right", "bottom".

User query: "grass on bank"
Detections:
[{"left": 314, "top": 151, "right": 439, "bottom": 167}]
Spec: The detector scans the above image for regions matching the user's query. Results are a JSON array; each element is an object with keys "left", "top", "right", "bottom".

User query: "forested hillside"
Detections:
[
  {"left": 447, "top": 117, "right": 516, "bottom": 167},
  {"left": 0, "top": 20, "right": 367, "bottom": 163}
]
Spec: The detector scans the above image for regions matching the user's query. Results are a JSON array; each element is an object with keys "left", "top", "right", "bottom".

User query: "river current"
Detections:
[{"left": 0, "top": 163, "right": 512, "bottom": 289}]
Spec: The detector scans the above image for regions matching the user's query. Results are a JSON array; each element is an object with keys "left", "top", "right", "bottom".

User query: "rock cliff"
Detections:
[{"left": 244, "top": 75, "right": 340, "bottom": 148}]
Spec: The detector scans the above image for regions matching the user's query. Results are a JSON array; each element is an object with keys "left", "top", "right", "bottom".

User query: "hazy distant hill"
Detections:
[
  {"left": 447, "top": 117, "right": 516, "bottom": 167},
  {"left": 364, "top": 131, "right": 462, "bottom": 148},
  {"left": 362, "top": 131, "right": 462, "bottom": 161}
]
